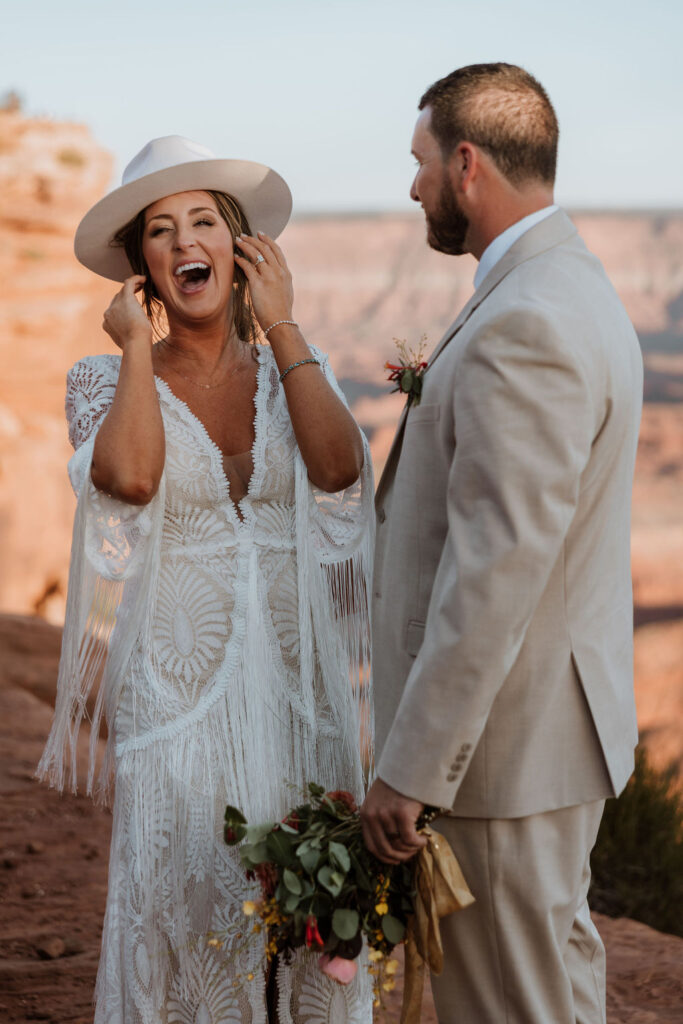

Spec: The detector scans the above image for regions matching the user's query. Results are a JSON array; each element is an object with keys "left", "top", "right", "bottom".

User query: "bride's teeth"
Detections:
[{"left": 174, "top": 262, "right": 209, "bottom": 276}]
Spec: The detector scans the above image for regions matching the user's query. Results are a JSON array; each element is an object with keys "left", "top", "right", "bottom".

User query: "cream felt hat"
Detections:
[{"left": 74, "top": 135, "right": 293, "bottom": 281}]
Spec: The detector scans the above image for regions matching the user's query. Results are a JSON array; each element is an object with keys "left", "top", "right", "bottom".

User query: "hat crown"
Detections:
[{"left": 122, "top": 135, "right": 217, "bottom": 187}]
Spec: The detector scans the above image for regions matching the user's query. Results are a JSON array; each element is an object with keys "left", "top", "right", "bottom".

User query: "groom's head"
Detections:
[{"left": 411, "top": 64, "right": 558, "bottom": 258}]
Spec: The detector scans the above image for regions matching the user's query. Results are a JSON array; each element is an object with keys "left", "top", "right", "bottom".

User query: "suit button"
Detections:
[
  {"left": 447, "top": 772, "right": 457, "bottom": 782},
  {"left": 377, "top": 509, "right": 386, "bottom": 524}
]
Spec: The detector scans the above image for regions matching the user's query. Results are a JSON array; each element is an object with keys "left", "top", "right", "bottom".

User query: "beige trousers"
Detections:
[{"left": 430, "top": 802, "right": 606, "bottom": 1024}]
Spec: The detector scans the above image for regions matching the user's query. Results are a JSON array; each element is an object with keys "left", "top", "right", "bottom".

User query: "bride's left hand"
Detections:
[{"left": 234, "top": 231, "right": 294, "bottom": 334}]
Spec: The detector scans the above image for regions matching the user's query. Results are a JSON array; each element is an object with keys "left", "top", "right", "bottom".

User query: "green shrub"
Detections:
[{"left": 589, "top": 745, "right": 683, "bottom": 936}]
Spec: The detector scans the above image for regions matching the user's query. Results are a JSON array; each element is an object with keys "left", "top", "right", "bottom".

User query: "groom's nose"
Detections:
[{"left": 410, "top": 176, "right": 419, "bottom": 202}]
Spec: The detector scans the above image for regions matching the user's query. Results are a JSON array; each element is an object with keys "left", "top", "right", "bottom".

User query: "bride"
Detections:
[{"left": 38, "top": 135, "right": 374, "bottom": 1024}]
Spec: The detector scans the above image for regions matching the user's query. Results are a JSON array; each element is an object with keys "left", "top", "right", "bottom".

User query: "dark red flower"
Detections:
[
  {"left": 326, "top": 790, "right": 358, "bottom": 814},
  {"left": 305, "top": 915, "right": 324, "bottom": 949},
  {"left": 254, "top": 861, "right": 279, "bottom": 898}
]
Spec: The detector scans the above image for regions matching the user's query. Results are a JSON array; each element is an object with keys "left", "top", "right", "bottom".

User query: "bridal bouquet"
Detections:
[{"left": 224, "top": 783, "right": 474, "bottom": 1014}]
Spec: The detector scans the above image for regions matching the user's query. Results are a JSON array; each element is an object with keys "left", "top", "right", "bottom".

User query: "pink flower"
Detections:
[{"left": 318, "top": 954, "right": 358, "bottom": 985}]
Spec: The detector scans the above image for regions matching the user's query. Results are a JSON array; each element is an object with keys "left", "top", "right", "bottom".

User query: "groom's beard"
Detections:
[{"left": 425, "top": 178, "right": 470, "bottom": 256}]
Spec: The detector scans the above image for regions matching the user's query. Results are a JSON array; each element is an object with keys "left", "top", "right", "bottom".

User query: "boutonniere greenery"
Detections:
[{"left": 385, "top": 336, "right": 428, "bottom": 408}]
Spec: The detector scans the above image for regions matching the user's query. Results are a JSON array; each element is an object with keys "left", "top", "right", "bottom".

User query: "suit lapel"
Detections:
[{"left": 375, "top": 210, "right": 578, "bottom": 507}]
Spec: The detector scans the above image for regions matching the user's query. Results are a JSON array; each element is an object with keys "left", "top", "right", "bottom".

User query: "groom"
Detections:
[{"left": 361, "top": 64, "right": 643, "bottom": 1022}]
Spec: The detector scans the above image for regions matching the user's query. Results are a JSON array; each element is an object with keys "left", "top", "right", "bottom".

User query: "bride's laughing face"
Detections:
[{"left": 142, "top": 190, "right": 236, "bottom": 324}]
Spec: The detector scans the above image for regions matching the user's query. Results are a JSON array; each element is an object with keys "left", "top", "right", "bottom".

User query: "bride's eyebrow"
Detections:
[{"left": 147, "top": 207, "right": 215, "bottom": 224}]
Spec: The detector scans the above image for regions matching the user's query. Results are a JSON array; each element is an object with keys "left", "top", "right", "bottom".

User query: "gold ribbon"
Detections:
[{"left": 400, "top": 826, "right": 475, "bottom": 1024}]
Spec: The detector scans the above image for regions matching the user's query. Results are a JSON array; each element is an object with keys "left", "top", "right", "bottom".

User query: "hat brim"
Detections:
[{"left": 74, "top": 158, "right": 293, "bottom": 281}]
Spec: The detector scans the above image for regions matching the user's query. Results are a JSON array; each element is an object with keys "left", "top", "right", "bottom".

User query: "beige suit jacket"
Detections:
[{"left": 372, "top": 210, "right": 643, "bottom": 818}]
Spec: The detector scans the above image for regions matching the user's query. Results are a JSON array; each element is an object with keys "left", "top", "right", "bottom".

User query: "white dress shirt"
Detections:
[{"left": 473, "top": 204, "right": 559, "bottom": 290}]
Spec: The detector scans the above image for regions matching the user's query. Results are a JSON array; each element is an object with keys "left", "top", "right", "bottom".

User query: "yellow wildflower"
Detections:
[
  {"left": 207, "top": 938, "right": 222, "bottom": 948},
  {"left": 368, "top": 948, "right": 384, "bottom": 962},
  {"left": 382, "top": 978, "right": 396, "bottom": 992},
  {"left": 385, "top": 958, "right": 399, "bottom": 976},
  {"left": 375, "top": 900, "right": 389, "bottom": 915},
  {"left": 243, "top": 900, "right": 257, "bottom": 916}
]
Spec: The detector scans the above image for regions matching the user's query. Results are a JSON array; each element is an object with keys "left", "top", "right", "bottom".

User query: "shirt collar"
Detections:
[{"left": 473, "top": 204, "right": 559, "bottom": 290}]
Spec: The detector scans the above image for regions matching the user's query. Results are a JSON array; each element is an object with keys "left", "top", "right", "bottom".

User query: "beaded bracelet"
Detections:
[
  {"left": 263, "top": 319, "right": 298, "bottom": 338},
  {"left": 279, "top": 358, "right": 321, "bottom": 383}
]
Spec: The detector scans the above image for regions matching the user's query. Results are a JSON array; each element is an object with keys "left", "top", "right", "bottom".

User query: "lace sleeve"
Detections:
[
  {"left": 66, "top": 356, "right": 118, "bottom": 450},
  {"left": 65, "top": 355, "right": 118, "bottom": 496},
  {"left": 38, "top": 353, "right": 164, "bottom": 800}
]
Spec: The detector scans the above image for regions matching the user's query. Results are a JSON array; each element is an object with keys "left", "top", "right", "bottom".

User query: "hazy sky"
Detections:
[{"left": 3, "top": 0, "right": 681, "bottom": 213}]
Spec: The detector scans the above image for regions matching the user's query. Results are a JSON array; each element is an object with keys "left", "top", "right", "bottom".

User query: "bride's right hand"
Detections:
[{"left": 102, "top": 275, "right": 153, "bottom": 349}]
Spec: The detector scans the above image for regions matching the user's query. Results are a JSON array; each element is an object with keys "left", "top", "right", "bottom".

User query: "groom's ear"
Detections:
[{"left": 448, "top": 142, "right": 476, "bottom": 192}]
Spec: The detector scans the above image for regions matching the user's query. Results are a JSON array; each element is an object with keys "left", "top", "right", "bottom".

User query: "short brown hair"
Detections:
[
  {"left": 112, "top": 190, "right": 259, "bottom": 343},
  {"left": 419, "top": 63, "right": 558, "bottom": 186}
]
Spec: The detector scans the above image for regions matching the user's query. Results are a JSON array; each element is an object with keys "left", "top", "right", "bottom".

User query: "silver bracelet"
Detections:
[
  {"left": 279, "top": 358, "right": 321, "bottom": 383},
  {"left": 264, "top": 319, "right": 298, "bottom": 338}
]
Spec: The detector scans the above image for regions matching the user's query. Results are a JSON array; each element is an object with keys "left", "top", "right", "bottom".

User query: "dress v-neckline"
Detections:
[{"left": 153, "top": 347, "right": 266, "bottom": 524}]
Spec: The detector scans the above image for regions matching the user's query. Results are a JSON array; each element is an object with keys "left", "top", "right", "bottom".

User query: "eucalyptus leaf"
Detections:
[
  {"left": 332, "top": 908, "right": 359, "bottom": 940},
  {"left": 317, "top": 865, "right": 344, "bottom": 898},
  {"left": 279, "top": 821, "right": 300, "bottom": 834},
  {"left": 329, "top": 841, "right": 351, "bottom": 874},
  {"left": 381, "top": 914, "right": 406, "bottom": 945},
  {"left": 245, "top": 823, "right": 274, "bottom": 845},
  {"left": 298, "top": 845, "right": 321, "bottom": 874},
  {"left": 267, "top": 829, "right": 293, "bottom": 866},
  {"left": 283, "top": 890, "right": 301, "bottom": 914},
  {"left": 283, "top": 868, "right": 303, "bottom": 895},
  {"left": 240, "top": 839, "right": 269, "bottom": 867}
]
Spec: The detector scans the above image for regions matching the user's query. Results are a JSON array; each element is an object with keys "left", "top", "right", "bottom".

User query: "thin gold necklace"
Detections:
[{"left": 157, "top": 338, "right": 245, "bottom": 390}]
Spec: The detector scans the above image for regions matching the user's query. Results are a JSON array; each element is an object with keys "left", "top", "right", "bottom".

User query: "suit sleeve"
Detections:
[{"left": 376, "top": 307, "right": 597, "bottom": 808}]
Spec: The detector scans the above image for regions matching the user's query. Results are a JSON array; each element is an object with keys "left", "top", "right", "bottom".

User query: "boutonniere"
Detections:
[{"left": 385, "top": 335, "right": 428, "bottom": 408}]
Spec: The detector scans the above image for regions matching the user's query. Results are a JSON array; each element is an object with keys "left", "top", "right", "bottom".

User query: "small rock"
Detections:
[
  {"left": 63, "top": 936, "right": 85, "bottom": 956},
  {"left": 21, "top": 883, "right": 45, "bottom": 899},
  {"left": 26, "top": 840, "right": 45, "bottom": 855},
  {"left": 36, "top": 937, "right": 66, "bottom": 960},
  {"left": 1, "top": 854, "right": 19, "bottom": 869}
]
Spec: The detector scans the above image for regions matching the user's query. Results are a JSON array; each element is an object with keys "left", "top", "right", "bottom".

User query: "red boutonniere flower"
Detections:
[{"left": 385, "top": 335, "right": 428, "bottom": 408}]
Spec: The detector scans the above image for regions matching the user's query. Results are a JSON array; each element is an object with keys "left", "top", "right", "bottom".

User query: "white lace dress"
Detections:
[{"left": 39, "top": 345, "right": 374, "bottom": 1024}]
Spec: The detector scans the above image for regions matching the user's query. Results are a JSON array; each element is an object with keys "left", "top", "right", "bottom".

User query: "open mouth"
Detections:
[{"left": 173, "top": 261, "right": 212, "bottom": 294}]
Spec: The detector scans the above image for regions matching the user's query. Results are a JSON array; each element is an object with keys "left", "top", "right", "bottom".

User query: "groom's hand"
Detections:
[{"left": 360, "top": 778, "right": 427, "bottom": 864}]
